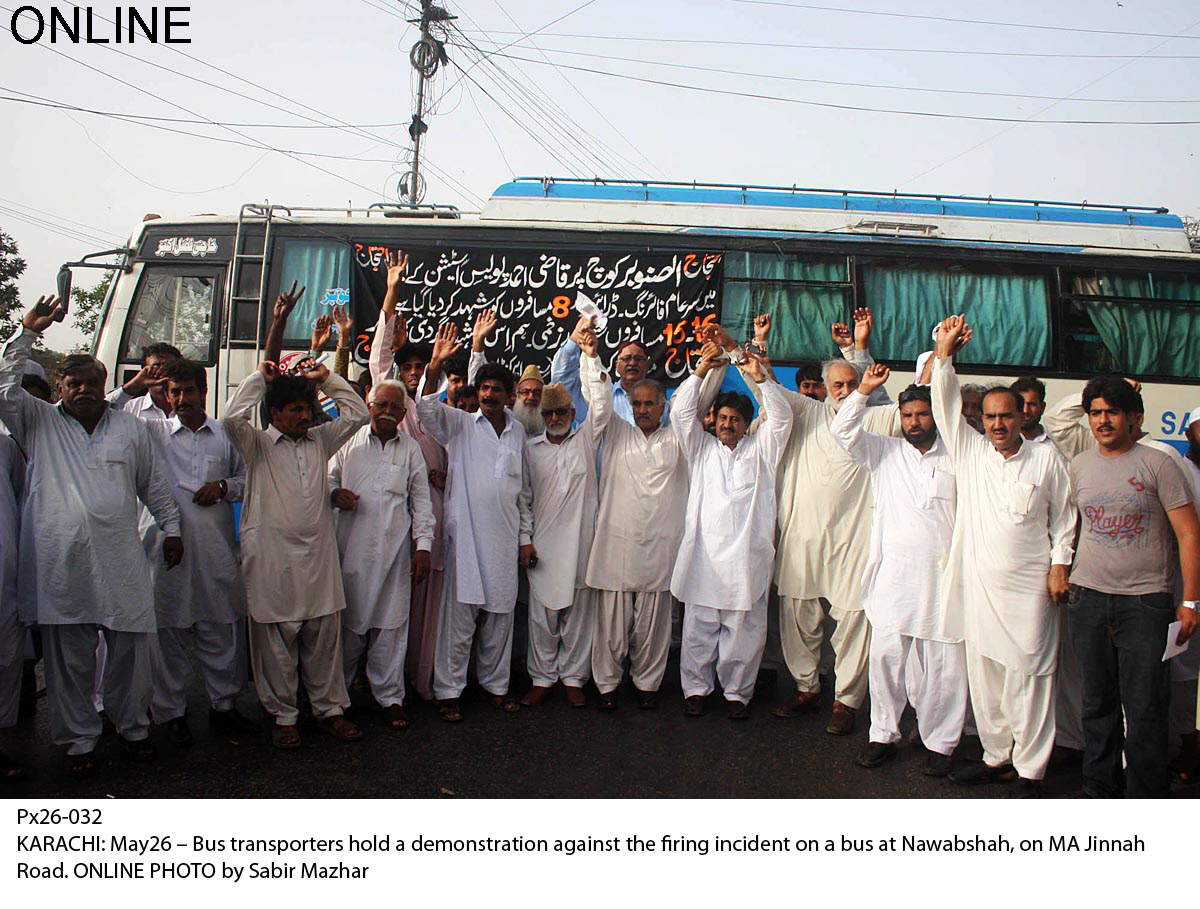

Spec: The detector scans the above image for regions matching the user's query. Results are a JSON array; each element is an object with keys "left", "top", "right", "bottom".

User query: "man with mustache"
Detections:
[
  {"left": 329, "top": 379, "right": 435, "bottom": 732},
  {"left": 521, "top": 328, "right": 611, "bottom": 706},
  {"left": 721, "top": 310, "right": 898, "bottom": 736},
  {"left": 106, "top": 342, "right": 182, "bottom": 423},
  {"left": 1067, "top": 377, "right": 1199, "bottom": 798},
  {"left": 552, "top": 319, "right": 663, "bottom": 428},
  {"left": 830, "top": 366, "right": 965, "bottom": 776},
  {"left": 0, "top": 296, "right": 182, "bottom": 779},
  {"left": 142, "top": 359, "right": 255, "bottom": 748},
  {"left": 418, "top": 323, "right": 533, "bottom": 722},
  {"left": 671, "top": 338, "right": 792, "bottom": 718},
  {"left": 931, "top": 315, "right": 1076, "bottom": 797},
  {"left": 222, "top": 355, "right": 368, "bottom": 750},
  {"left": 368, "top": 250, "right": 450, "bottom": 703}
]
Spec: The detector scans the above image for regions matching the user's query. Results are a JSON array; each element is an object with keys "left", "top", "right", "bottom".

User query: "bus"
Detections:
[{"left": 81, "top": 177, "right": 1200, "bottom": 449}]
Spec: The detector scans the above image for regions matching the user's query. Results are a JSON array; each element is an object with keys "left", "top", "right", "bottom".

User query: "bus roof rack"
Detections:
[
  {"left": 230, "top": 202, "right": 463, "bottom": 220},
  {"left": 509, "top": 177, "right": 1170, "bottom": 215}
]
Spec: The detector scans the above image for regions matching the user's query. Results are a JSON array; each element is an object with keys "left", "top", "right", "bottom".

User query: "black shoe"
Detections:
[
  {"left": 683, "top": 695, "right": 707, "bottom": 717},
  {"left": 598, "top": 691, "right": 618, "bottom": 711},
  {"left": 1010, "top": 778, "right": 1043, "bottom": 798},
  {"left": 949, "top": 760, "right": 1016, "bottom": 786},
  {"left": 635, "top": 689, "right": 659, "bottom": 710},
  {"left": 726, "top": 699, "right": 749, "bottom": 720},
  {"left": 209, "top": 706, "right": 261, "bottom": 736},
  {"left": 923, "top": 751, "right": 953, "bottom": 777},
  {"left": 165, "top": 717, "right": 193, "bottom": 748},
  {"left": 855, "top": 741, "right": 897, "bottom": 769}
]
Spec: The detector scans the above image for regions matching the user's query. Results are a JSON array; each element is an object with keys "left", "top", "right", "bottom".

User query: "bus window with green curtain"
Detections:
[{"left": 275, "top": 239, "right": 352, "bottom": 345}]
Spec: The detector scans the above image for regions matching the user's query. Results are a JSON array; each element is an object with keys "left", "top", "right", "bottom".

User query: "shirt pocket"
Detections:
[
  {"left": 382, "top": 463, "right": 411, "bottom": 501},
  {"left": 493, "top": 448, "right": 520, "bottom": 480},
  {"left": 925, "top": 468, "right": 955, "bottom": 508},
  {"left": 730, "top": 455, "right": 758, "bottom": 491},
  {"left": 202, "top": 455, "right": 227, "bottom": 485},
  {"left": 1007, "top": 480, "right": 1036, "bottom": 523}
]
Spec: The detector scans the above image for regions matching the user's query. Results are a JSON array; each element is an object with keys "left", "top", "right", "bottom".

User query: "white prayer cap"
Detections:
[{"left": 1189, "top": 405, "right": 1200, "bottom": 427}]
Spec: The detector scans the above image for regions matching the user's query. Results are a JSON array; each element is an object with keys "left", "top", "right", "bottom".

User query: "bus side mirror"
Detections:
[{"left": 55, "top": 266, "right": 72, "bottom": 321}]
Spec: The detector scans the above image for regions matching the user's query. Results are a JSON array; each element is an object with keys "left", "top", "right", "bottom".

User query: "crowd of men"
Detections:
[{"left": 1, "top": 258, "right": 1198, "bottom": 799}]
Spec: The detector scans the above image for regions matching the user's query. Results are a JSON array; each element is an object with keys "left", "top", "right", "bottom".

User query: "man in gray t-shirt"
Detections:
[{"left": 1068, "top": 376, "right": 1200, "bottom": 798}]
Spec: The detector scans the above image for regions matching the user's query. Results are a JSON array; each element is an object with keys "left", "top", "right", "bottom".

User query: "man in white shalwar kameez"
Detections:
[
  {"left": 0, "top": 430, "right": 25, "bottom": 781},
  {"left": 105, "top": 341, "right": 181, "bottom": 424},
  {"left": 142, "top": 360, "right": 256, "bottom": 747},
  {"left": 585, "top": 358, "right": 725, "bottom": 710},
  {"left": 522, "top": 360, "right": 610, "bottom": 706},
  {"left": 672, "top": 341, "right": 793, "bottom": 718},
  {"left": 222, "top": 358, "right": 369, "bottom": 749},
  {"left": 718, "top": 315, "right": 899, "bottom": 735},
  {"left": 1, "top": 298, "right": 183, "bottom": 778},
  {"left": 329, "top": 379, "right": 435, "bottom": 730},
  {"left": 418, "top": 323, "right": 533, "bottom": 721},
  {"left": 931, "top": 316, "right": 1076, "bottom": 796},
  {"left": 830, "top": 366, "right": 967, "bottom": 776}
]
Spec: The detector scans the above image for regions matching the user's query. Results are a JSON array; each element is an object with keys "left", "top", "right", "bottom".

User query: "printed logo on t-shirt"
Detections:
[{"left": 1082, "top": 504, "right": 1146, "bottom": 542}]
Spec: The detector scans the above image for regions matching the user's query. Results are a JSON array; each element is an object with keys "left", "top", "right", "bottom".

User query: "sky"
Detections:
[{"left": 1, "top": 0, "right": 1198, "bottom": 351}]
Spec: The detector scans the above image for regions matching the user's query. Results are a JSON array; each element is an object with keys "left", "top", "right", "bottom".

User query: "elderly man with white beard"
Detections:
[
  {"left": 672, "top": 338, "right": 793, "bottom": 719},
  {"left": 329, "top": 379, "right": 435, "bottom": 731},
  {"left": 716, "top": 314, "right": 899, "bottom": 736},
  {"left": 521, "top": 328, "right": 611, "bottom": 706}
]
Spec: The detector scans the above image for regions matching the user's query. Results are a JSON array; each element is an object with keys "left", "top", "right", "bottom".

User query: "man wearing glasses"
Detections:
[
  {"left": 521, "top": 326, "right": 612, "bottom": 707},
  {"left": 552, "top": 322, "right": 667, "bottom": 428}
]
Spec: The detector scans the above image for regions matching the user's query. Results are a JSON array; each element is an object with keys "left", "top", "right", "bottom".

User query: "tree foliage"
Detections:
[
  {"left": 0, "top": 229, "right": 27, "bottom": 340},
  {"left": 71, "top": 272, "right": 112, "bottom": 341}
]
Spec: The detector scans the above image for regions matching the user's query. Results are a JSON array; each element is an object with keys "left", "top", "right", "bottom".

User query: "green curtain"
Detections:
[
  {"left": 862, "top": 264, "right": 1050, "bottom": 367},
  {"left": 278, "top": 240, "right": 351, "bottom": 341},
  {"left": 723, "top": 282, "right": 850, "bottom": 360},
  {"left": 724, "top": 252, "right": 847, "bottom": 282},
  {"left": 1084, "top": 299, "right": 1200, "bottom": 377}
]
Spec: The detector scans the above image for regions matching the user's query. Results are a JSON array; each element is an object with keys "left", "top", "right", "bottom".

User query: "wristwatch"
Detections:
[
  {"left": 218, "top": 479, "right": 228, "bottom": 499},
  {"left": 1182, "top": 600, "right": 1199, "bottom": 611},
  {"left": 729, "top": 349, "right": 748, "bottom": 367}
]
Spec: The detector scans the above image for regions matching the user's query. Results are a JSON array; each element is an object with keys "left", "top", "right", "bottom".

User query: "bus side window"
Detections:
[{"left": 120, "top": 268, "right": 220, "bottom": 365}]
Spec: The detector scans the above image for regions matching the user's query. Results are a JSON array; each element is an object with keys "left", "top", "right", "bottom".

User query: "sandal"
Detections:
[
  {"left": 437, "top": 700, "right": 463, "bottom": 723},
  {"left": 119, "top": 736, "right": 158, "bottom": 764},
  {"left": 384, "top": 705, "right": 409, "bottom": 731},
  {"left": 1, "top": 749, "right": 26, "bottom": 783},
  {"left": 314, "top": 715, "right": 363, "bottom": 741},
  {"left": 271, "top": 724, "right": 302, "bottom": 750},
  {"left": 487, "top": 693, "right": 520, "bottom": 713},
  {"left": 65, "top": 751, "right": 96, "bottom": 781}
]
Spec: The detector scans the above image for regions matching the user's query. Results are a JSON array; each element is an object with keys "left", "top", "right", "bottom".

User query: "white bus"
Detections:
[{"left": 80, "top": 177, "right": 1200, "bottom": 449}]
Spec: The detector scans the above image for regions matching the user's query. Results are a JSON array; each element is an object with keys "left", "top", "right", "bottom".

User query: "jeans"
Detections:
[{"left": 1067, "top": 585, "right": 1173, "bottom": 798}]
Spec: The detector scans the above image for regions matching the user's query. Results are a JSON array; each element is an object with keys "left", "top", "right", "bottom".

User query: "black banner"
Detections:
[{"left": 351, "top": 244, "right": 722, "bottom": 382}]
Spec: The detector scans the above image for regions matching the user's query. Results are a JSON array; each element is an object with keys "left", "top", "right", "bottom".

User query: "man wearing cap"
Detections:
[
  {"left": 368, "top": 251, "right": 449, "bottom": 702},
  {"left": 552, "top": 319, "right": 666, "bottom": 428},
  {"left": 513, "top": 365, "right": 547, "bottom": 436},
  {"left": 521, "top": 331, "right": 611, "bottom": 706}
]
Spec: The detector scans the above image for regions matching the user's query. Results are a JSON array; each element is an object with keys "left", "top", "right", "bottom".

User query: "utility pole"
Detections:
[{"left": 404, "top": 1, "right": 454, "bottom": 205}]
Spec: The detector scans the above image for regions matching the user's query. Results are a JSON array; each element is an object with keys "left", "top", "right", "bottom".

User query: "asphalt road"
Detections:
[{"left": 7, "top": 660, "right": 1198, "bottom": 800}]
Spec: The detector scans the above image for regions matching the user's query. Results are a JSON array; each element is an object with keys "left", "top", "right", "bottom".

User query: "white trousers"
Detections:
[
  {"left": 966, "top": 643, "right": 1056, "bottom": 780},
  {"left": 42, "top": 624, "right": 153, "bottom": 755},
  {"left": 591, "top": 589, "right": 672, "bottom": 694},
  {"left": 527, "top": 589, "right": 593, "bottom": 687},
  {"left": 1055, "top": 605, "right": 1085, "bottom": 750},
  {"left": 249, "top": 613, "right": 349, "bottom": 726},
  {"left": 779, "top": 596, "right": 871, "bottom": 708},
  {"left": 433, "top": 546, "right": 514, "bottom": 700},
  {"left": 680, "top": 597, "right": 768, "bottom": 704},
  {"left": 868, "top": 629, "right": 967, "bottom": 756},
  {"left": 150, "top": 621, "right": 246, "bottom": 722},
  {"left": 342, "top": 625, "right": 409, "bottom": 707}
]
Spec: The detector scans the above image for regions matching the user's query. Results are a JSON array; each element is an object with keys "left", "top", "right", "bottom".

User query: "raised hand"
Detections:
[
  {"left": 753, "top": 313, "right": 772, "bottom": 343},
  {"left": 569, "top": 314, "right": 594, "bottom": 346},
  {"left": 273, "top": 281, "right": 305, "bottom": 322},
  {"left": 258, "top": 361, "right": 280, "bottom": 383},
  {"left": 578, "top": 326, "right": 599, "bottom": 358},
  {"left": 742, "top": 347, "right": 768, "bottom": 383},
  {"left": 935, "top": 314, "right": 969, "bottom": 359},
  {"left": 831, "top": 321, "right": 852, "bottom": 348},
  {"left": 472, "top": 308, "right": 499, "bottom": 351},
  {"left": 390, "top": 312, "right": 409, "bottom": 352},
  {"left": 310, "top": 314, "right": 334, "bottom": 352},
  {"left": 22, "top": 296, "right": 65, "bottom": 334},
  {"left": 299, "top": 362, "right": 330, "bottom": 385},
  {"left": 385, "top": 249, "right": 409, "bottom": 290},
  {"left": 430, "top": 322, "right": 462, "bottom": 366},
  {"left": 332, "top": 304, "right": 353, "bottom": 346},
  {"left": 852, "top": 307, "right": 874, "bottom": 349},
  {"left": 859, "top": 362, "right": 890, "bottom": 394}
]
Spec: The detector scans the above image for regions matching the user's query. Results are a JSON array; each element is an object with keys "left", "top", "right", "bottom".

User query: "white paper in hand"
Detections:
[
  {"left": 1163, "top": 621, "right": 1190, "bottom": 662},
  {"left": 574, "top": 291, "right": 608, "bottom": 333}
]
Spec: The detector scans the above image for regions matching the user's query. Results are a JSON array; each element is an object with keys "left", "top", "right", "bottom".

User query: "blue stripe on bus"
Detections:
[{"left": 490, "top": 182, "right": 1182, "bottom": 230}]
